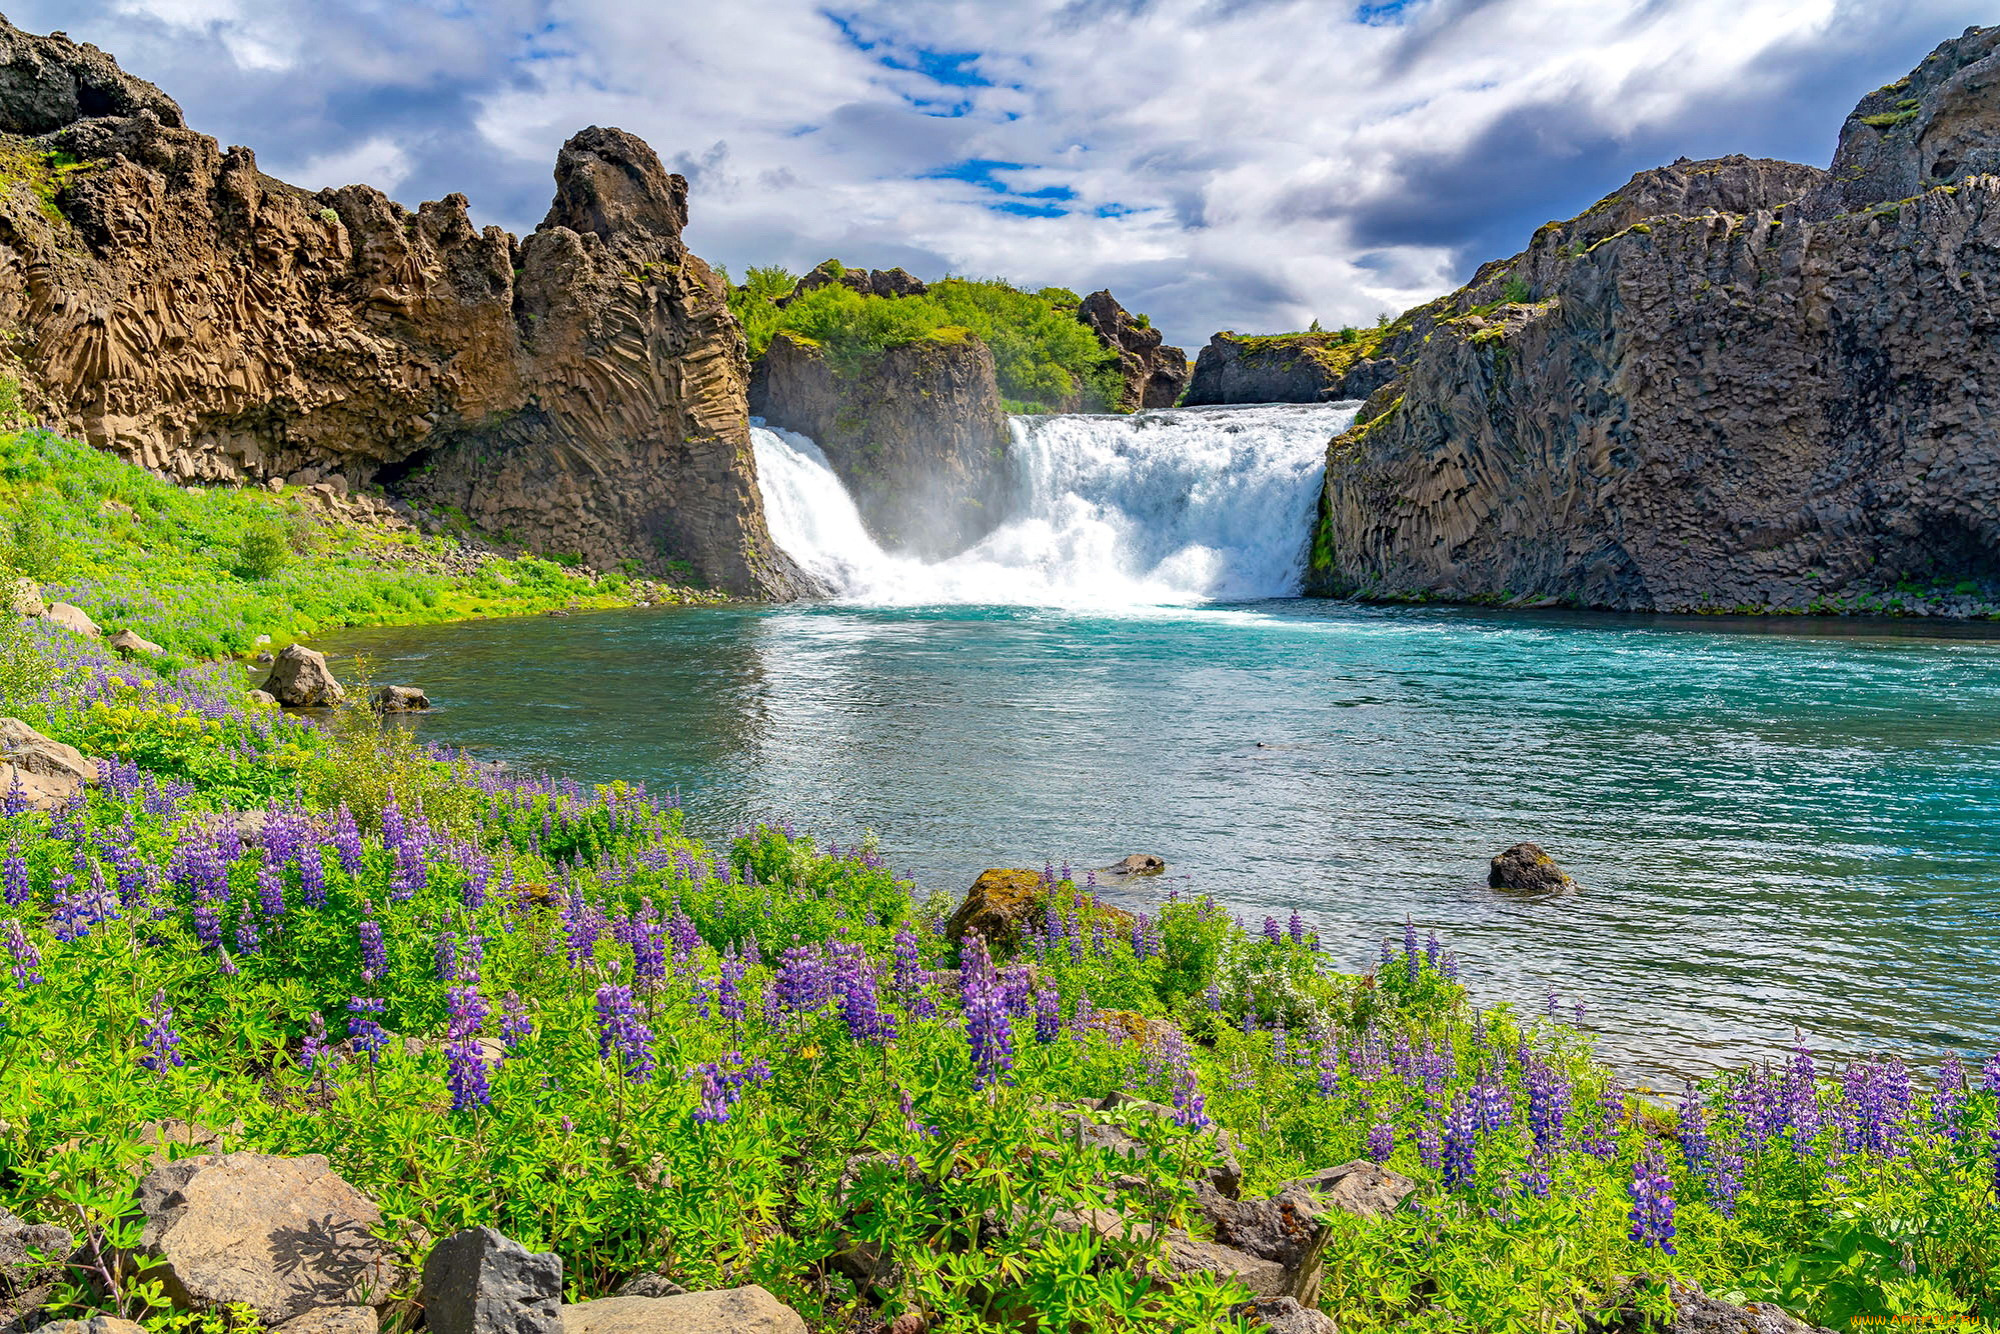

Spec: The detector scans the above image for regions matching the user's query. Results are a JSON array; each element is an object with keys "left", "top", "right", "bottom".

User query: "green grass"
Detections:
[
  {"left": 0, "top": 427, "right": 688, "bottom": 664},
  {"left": 728, "top": 267, "right": 1127, "bottom": 411}
]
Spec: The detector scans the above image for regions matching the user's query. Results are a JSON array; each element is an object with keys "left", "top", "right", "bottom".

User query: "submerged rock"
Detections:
[
  {"left": 1102, "top": 853, "right": 1166, "bottom": 877},
  {"left": 372, "top": 685, "right": 431, "bottom": 713},
  {"left": 262, "top": 644, "right": 344, "bottom": 708},
  {"left": 1489, "top": 842, "right": 1576, "bottom": 892}
]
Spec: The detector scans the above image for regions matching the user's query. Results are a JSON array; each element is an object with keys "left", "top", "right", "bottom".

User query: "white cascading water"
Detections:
[{"left": 752, "top": 400, "right": 1361, "bottom": 606}]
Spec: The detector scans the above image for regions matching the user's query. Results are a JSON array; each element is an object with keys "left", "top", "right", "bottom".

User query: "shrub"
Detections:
[
  {"left": 236, "top": 522, "right": 290, "bottom": 580},
  {"left": 6, "top": 500, "right": 65, "bottom": 581}
]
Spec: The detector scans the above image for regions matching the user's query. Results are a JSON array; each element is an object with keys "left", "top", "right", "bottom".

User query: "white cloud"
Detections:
[
  {"left": 267, "top": 135, "right": 416, "bottom": 195},
  {"left": 22, "top": 0, "right": 1999, "bottom": 348}
]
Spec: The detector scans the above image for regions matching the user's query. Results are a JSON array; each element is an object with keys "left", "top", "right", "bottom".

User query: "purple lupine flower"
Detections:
[
  {"left": 1262, "top": 916, "right": 1282, "bottom": 946},
  {"left": 832, "top": 942, "right": 894, "bottom": 1045},
  {"left": 435, "top": 931, "right": 461, "bottom": 982},
  {"left": 1417, "top": 1123, "right": 1442, "bottom": 1173},
  {"left": 1171, "top": 1063, "right": 1211, "bottom": 1130},
  {"left": 718, "top": 954, "right": 745, "bottom": 1023},
  {"left": 693, "top": 1066, "right": 729, "bottom": 1124},
  {"left": 5, "top": 919, "right": 43, "bottom": 989},
  {"left": 358, "top": 914, "right": 386, "bottom": 983},
  {"left": 389, "top": 842, "right": 426, "bottom": 901},
  {"left": 1580, "top": 1078, "right": 1618, "bottom": 1159},
  {"left": 1318, "top": 1043, "right": 1340, "bottom": 1099},
  {"left": 899, "top": 1086, "right": 935, "bottom": 1138},
  {"left": 331, "top": 805, "right": 363, "bottom": 875},
  {"left": 1288, "top": 909, "right": 1306, "bottom": 946},
  {"left": 1442, "top": 1096, "right": 1477, "bottom": 1189},
  {"left": 233, "top": 912, "right": 261, "bottom": 956},
  {"left": 1378, "top": 938, "right": 1393, "bottom": 971},
  {"left": 1033, "top": 984, "right": 1060, "bottom": 1043},
  {"left": 1366, "top": 1119, "right": 1394, "bottom": 1163},
  {"left": 499, "top": 993, "right": 535, "bottom": 1050},
  {"left": 301, "top": 1011, "right": 332, "bottom": 1075},
  {"left": 563, "top": 893, "right": 605, "bottom": 968},
  {"left": 445, "top": 985, "right": 493, "bottom": 1111},
  {"left": 1204, "top": 981, "right": 1221, "bottom": 1011},
  {"left": 666, "top": 908, "right": 701, "bottom": 961},
  {"left": 1424, "top": 931, "right": 1442, "bottom": 967},
  {"left": 1989, "top": 1122, "right": 2000, "bottom": 1202},
  {"left": 1677, "top": 1081, "right": 1711, "bottom": 1179},
  {"left": 1472, "top": 1073, "right": 1513, "bottom": 1132},
  {"left": 891, "top": 925, "right": 921, "bottom": 994},
  {"left": 1519, "top": 1160, "right": 1552, "bottom": 1197},
  {"left": 1526, "top": 1061, "right": 1569, "bottom": 1157},
  {"left": 138, "top": 990, "right": 186, "bottom": 1072},
  {"left": 774, "top": 946, "right": 832, "bottom": 1014},
  {"left": 2, "top": 843, "right": 27, "bottom": 907},
  {"left": 960, "top": 933, "right": 1014, "bottom": 1090},
  {"left": 595, "top": 984, "right": 655, "bottom": 1082},
  {"left": 1981, "top": 1051, "right": 2000, "bottom": 1095},
  {"left": 1627, "top": 1147, "right": 1677, "bottom": 1254},
  {"left": 346, "top": 998, "right": 390, "bottom": 1062},
  {"left": 1403, "top": 917, "right": 1419, "bottom": 985},
  {"left": 461, "top": 847, "right": 490, "bottom": 910},
  {"left": 1933, "top": 1053, "right": 1967, "bottom": 1143}
]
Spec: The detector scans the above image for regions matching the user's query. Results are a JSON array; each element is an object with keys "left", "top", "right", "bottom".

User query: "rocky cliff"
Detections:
[
  {"left": 1306, "top": 26, "right": 2000, "bottom": 617},
  {"left": 1075, "top": 290, "right": 1187, "bottom": 410},
  {"left": 1183, "top": 329, "right": 1404, "bottom": 406},
  {"left": 0, "top": 19, "right": 805, "bottom": 597},
  {"left": 750, "top": 331, "right": 1011, "bottom": 559}
]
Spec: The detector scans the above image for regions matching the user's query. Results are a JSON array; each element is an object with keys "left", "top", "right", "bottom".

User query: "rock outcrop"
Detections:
[
  {"left": 133, "top": 1152, "right": 404, "bottom": 1324},
  {"left": 750, "top": 330, "right": 1012, "bottom": 558},
  {"left": 0, "top": 19, "right": 803, "bottom": 597},
  {"left": 779, "top": 258, "right": 927, "bottom": 304},
  {"left": 262, "top": 644, "right": 343, "bottom": 708},
  {"left": 1075, "top": 289, "right": 1187, "bottom": 410},
  {"left": 1306, "top": 28, "right": 2000, "bottom": 616},
  {"left": 1184, "top": 330, "right": 1403, "bottom": 406}
]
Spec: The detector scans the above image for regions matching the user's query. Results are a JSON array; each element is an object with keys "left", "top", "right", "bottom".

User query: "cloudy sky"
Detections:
[{"left": 15, "top": 0, "right": 1992, "bottom": 350}]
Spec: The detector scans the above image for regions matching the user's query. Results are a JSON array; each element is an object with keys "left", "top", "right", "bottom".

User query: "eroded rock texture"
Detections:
[
  {"left": 0, "top": 19, "right": 803, "bottom": 596},
  {"left": 1076, "top": 289, "right": 1187, "bottom": 410},
  {"left": 750, "top": 330, "right": 1012, "bottom": 558},
  {"left": 1307, "top": 27, "right": 2000, "bottom": 616}
]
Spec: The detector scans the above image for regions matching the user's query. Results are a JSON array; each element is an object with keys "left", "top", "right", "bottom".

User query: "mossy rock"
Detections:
[{"left": 945, "top": 868, "right": 1048, "bottom": 954}]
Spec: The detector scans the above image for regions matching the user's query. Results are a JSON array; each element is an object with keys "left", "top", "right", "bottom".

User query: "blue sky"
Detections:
[{"left": 16, "top": 0, "right": 1992, "bottom": 351}]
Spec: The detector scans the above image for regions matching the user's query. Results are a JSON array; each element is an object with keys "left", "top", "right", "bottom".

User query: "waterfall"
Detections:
[{"left": 752, "top": 400, "right": 1360, "bottom": 605}]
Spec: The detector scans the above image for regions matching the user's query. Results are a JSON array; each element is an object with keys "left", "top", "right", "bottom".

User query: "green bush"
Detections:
[
  {"left": 6, "top": 500, "right": 65, "bottom": 581},
  {"left": 236, "top": 522, "right": 291, "bottom": 580}
]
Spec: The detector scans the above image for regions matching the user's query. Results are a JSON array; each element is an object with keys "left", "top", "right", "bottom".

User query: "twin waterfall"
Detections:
[{"left": 751, "top": 401, "right": 1361, "bottom": 605}]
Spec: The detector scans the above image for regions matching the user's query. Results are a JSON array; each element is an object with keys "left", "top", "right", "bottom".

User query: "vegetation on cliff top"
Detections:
[
  {"left": 726, "top": 266, "right": 1127, "bottom": 412},
  {"left": 0, "top": 424, "right": 693, "bottom": 666}
]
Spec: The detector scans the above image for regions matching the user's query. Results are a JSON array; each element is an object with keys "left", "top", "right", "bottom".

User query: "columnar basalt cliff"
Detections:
[
  {"left": 1075, "top": 289, "right": 1187, "bottom": 410},
  {"left": 0, "top": 19, "right": 804, "bottom": 597},
  {"left": 1306, "top": 27, "right": 2000, "bottom": 616},
  {"left": 1183, "top": 330, "right": 1404, "bottom": 407},
  {"left": 750, "top": 331, "right": 1011, "bottom": 559}
]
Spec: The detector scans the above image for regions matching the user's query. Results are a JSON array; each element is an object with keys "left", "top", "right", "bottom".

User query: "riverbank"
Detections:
[{"left": 0, "top": 557, "right": 1994, "bottom": 1332}]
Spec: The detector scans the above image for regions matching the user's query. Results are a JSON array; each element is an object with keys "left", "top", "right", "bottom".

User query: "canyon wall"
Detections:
[
  {"left": 0, "top": 20, "right": 805, "bottom": 597},
  {"left": 1307, "top": 27, "right": 2000, "bottom": 615}
]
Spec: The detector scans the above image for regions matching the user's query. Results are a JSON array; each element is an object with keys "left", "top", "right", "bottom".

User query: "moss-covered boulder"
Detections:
[{"left": 944, "top": 868, "right": 1046, "bottom": 954}]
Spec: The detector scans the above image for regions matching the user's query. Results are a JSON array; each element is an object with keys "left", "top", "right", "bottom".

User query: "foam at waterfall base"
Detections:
[{"left": 752, "top": 400, "right": 1361, "bottom": 606}]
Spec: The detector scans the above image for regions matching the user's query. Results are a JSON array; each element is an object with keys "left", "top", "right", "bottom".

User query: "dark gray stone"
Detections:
[
  {"left": 1489, "top": 843, "right": 1576, "bottom": 892},
  {"left": 420, "top": 1227, "right": 563, "bottom": 1334},
  {"left": 1232, "top": 1296, "right": 1337, "bottom": 1333}
]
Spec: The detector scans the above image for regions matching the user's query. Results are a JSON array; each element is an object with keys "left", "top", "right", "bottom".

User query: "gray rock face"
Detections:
[
  {"left": 1076, "top": 289, "right": 1187, "bottom": 411},
  {"left": 134, "top": 1152, "right": 404, "bottom": 1324},
  {"left": 1490, "top": 843, "right": 1576, "bottom": 892},
  {"left": 1232, "top": 1296, "right": 1338, "bottom": 1334},
  {"left": 371, "top": 685, "right": 430, "bottom": 713},
  {"left": 1308, "top": 32, "right": 2000, "bottom": 617},
  {"left": 1184, "top": 332, "right": 1401, "bottom": 406},
  {"left": 0, "top": 22, "right": 184, "bottom": 134},
  {"left": 750, "top": 330, "right": 1013, "bottom": 561},
  {"left": 559, "top": 1289, "right": 806, "bottom": 1334},
  {"left": 263, "top": 645, "right": 344, "bottom": 708},
  {"left": 420, "top": 1227, "right": 562, "bottom": 1334}
]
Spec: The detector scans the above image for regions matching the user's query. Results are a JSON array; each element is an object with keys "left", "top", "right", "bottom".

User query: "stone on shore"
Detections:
[
  {"left": 262, "top": 644, "right": 345, "bottom": 708},
  {"left": 559, "top": 1288, "right": 806, "bottom": 1334},
  {"left": 945, "top": 868, "right": 1047, "bottom": 953},
  {"left": 246, "top": 689, "right": 279, "bottom": 707},
  {"left": 1489, "top": 842, "right": 1575, "bottom": 892},
  {"left": 134, "top": 1152, "right": 404, "bottom": 1324},
  {"left": 372, "top": 685, "right": 430, "bottom": 713},
  {"left": 110, "top": 628, "right": 164, "bottom": 656},
  {"left": 421, "top": 1227, "right": 562, "bottom": 1334}
]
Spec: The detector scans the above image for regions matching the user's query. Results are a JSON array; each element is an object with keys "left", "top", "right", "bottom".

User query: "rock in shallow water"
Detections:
[
  {"left": 372, "top": 685, "right": 430, "bottom": 713},
  {"left": 1489, "top": 842, "right": 1575, "bottom": 892},
  {"left": 262, "top": 644, "right": 344, "bottom": 708}
]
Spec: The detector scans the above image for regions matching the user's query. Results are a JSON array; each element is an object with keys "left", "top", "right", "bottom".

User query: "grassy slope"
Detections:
[{"left": 0, "top": 427, "right": 711, "bottom": 666}]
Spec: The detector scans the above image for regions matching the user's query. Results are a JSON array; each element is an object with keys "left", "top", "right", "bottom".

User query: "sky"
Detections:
[{"left": 14, "top": 0, "right": 1992, "bottom": 351}]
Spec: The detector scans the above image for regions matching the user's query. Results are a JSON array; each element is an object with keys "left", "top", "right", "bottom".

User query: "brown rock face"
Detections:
[
  {"left": 0, "top": 19, "right": 802, "bottom": 597},
  {"left": 1076, "top": 289, "right": 1187, "bottom": 410},
  {"left": 1306, "top": 32, "right": 2000, "bottom": 616},
  {"left": 134, "top": 1152, "right": 404, "bottom": 1324},
  {"left": 750, "top": 331, "right": 1013, "bottom": 558}
]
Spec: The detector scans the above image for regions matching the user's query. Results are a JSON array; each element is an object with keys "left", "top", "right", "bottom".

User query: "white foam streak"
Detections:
[{"left": 753, "top": 401, "right": 1359, "bottom": 607}]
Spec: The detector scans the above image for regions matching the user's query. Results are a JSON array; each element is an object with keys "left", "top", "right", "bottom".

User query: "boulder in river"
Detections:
[
  {"left": 262, "top": 644, "right": 345, "bottom": 708},
  {"left": 1489, "top": 842, "right": 1575, "bottom": 892},
  {"left": 372, "top": 685, "right": 430, "bottom": 713},
  {"left": 1102, "top": 853, "right": 1166, "bottom": 877}
]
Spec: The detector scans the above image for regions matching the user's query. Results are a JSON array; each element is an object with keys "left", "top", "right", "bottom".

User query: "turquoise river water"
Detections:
[{"left": 329, "top": 598, "right": 2000, "bottom": 1083}]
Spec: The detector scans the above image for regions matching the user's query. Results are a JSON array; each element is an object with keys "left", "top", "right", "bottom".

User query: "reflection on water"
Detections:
[{"left": 329, "top": 600, "right": 2000, "bottom": 1082}]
